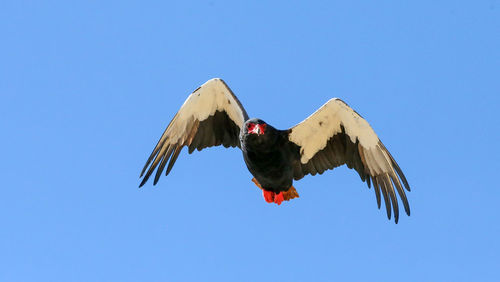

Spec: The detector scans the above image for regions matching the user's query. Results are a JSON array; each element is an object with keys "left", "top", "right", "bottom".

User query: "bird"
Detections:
[{"left": 139, "top": 78, "right": 411, "bottom": 223}]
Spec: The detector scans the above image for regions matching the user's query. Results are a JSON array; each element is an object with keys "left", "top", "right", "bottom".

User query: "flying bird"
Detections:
[{"left": 140, "top": 78, "right": 411, "bottom": 223}]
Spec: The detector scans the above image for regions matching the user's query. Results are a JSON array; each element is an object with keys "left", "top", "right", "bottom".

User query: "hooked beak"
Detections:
[{"left": 248, "top": 123, "right": 266, "bottom": 135}]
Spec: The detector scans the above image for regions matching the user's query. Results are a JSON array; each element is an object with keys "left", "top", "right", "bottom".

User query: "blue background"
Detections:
[{"left": 2, "top": 1, "right": 499, "bottom": 281}]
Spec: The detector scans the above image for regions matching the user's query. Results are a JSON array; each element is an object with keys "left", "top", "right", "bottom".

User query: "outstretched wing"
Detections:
[
  {"left": 140, "top": 78, "right": 249, "bottom": 187},
  {"left": 288, "top": 98, "right": 410, "bottom": 223}
]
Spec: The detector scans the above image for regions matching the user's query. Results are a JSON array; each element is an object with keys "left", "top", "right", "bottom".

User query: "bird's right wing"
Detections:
[
  {"left": 288, "top": 98, "right": 410, "bottom": 222},
  {"left": 140, "top": 78, "right": 249, "bottom": 187}
]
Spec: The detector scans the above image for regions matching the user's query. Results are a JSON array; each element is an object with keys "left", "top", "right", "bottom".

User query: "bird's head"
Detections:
[
  {"left": 244, "top": 119, "right": 268, "bottom": 136},
  {"left": 242, "top": 119, "right": 279, "bottom": 149}
]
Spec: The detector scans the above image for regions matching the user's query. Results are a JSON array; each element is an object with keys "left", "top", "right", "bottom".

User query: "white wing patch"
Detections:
[
  {"left": 289, "top": 98, "right": 379, "bottom": 163},
  {"left": 140, "top": 78, "right": 248, "bottom": 187},
  {"left": 165, "top": 78, "right": 246, "bottom": 144}
]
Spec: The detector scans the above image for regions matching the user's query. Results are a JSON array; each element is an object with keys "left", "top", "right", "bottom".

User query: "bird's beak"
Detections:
[{"left": 249, "top": 124, "right": 266, "bottom": 135}]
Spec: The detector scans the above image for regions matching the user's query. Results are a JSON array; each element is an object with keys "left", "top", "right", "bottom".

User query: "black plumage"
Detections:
[{"left": 139, "top": 78, "right": 411, "bottom": 223}]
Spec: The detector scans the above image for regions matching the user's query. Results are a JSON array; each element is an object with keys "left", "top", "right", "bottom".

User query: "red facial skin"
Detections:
[{"left": 247, "top": 123, "right": 267, "bottom": 135}]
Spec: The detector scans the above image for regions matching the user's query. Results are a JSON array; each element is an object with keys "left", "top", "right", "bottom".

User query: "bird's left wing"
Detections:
[
  {"left": 140, "top": 78, "right": 249, "bottom": 187},
  {"left": 288, "top": 98, "right": 410, "bottom": 223}
]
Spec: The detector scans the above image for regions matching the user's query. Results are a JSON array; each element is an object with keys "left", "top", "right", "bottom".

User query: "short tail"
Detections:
[{"left": 283, "top": 185, "right": 299, "bottom": 201}]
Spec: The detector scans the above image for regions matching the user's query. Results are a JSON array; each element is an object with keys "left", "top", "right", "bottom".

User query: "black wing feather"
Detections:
[
  {"left": 139, "top": 78, "right": 249, "bottom": 187},
  {"left": 288, "top": 100, "right": 410, "bottom": 223}
]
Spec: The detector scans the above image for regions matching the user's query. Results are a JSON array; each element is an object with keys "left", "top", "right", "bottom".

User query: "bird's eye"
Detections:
[{"left": 247, "top": 123, "right": 254, "bottom": 131}]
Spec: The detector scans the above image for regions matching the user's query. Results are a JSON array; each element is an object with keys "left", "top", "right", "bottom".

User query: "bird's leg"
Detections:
[
  {"left": 273, "top": 185, "right": 299, "bottom": 205},
  {"left": 252, "top": 178, "right": 276, "bottom": 203},
  {"left": 263, "top": 190, "right": 275, "bottom": 203},
  {"left": 252, "top": 178, "right": 299, "bottom": 205},
  {"left": 273, "top": 192, "right": 284, "bottom": 205},
  {"left": 253, "top": 178, "right": 275, "bottom": 203}
]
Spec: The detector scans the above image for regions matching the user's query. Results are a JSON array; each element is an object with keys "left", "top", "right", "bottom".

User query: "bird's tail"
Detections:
[{"left": 282, "top": 185, "right": 299, "bottom": 201}]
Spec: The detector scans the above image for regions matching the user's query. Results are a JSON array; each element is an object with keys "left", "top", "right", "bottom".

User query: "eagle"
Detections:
[{"left": 140, "top": 78, "right": 411, "bottom": 223}]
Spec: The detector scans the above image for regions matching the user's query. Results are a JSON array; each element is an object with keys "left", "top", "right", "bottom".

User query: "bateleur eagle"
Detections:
[{"left": 140, "top": 78, "right": 411, "bottom": 223}]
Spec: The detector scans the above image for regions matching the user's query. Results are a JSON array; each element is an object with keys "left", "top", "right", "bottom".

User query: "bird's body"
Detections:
[
  {"left": 240, "top": 119, "right": 295, "bottom": 193},
  {"left": 140, "top": 78, "right": 411, "bottom": 223}
]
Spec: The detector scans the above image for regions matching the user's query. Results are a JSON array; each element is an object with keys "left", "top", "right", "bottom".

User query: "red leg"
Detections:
[
  {"left": 262, "top": 190, "right": 275, "bottom": 203},
  {"left": 274, "top": 192, "right": 284, "bottom": 205}
]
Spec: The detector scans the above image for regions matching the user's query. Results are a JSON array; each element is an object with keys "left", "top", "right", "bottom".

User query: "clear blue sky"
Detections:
[{"left": 1, "top": 1, "right": 499, "bottom": 281}]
